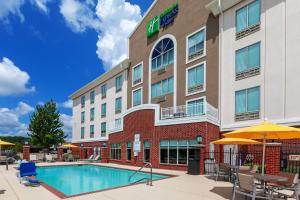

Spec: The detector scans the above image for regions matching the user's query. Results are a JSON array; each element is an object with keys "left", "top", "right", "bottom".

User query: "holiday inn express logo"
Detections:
[{"left": 146, "top": 3, "right": 179, "bottom": 38}]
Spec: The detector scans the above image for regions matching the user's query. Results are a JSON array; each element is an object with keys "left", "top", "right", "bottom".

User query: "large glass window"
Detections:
[
  {"left": 187, "top": 98, "right": 204, "bottom": 116},
  {"left": 101, "top": 84, "right": 107, "bottom": 98},
  {"left": 110, "top": 143, "right": 121, "bottom": 160},
  {"left": 236, "top": 0, "right": 260, "bottom": 33},
  {"left": 151, "top": 77, "right": 174, "bottom": 98},
  {"left": 115, "top": 118, "right": 121, "bottom": 129},
  {"left": 126, "top": 142, "right": 132, "bottom": 161},
  {"left": 81, "top": 96, "right": 85, "bottom": 108},
  {"left": 160, "top": 140, "right": 200, "bottom": 165},
  {"left": 187, "top": 29, "right": 205, "bottom": 61},
  {"left": 101, "top": 103, "right": 106, "bottom": 117},
  {"left": 235, "top": 86, "right": 260, "bottom": 114},
  {"left": 90, "top": 108, "right": 94, "bottom": 121},
  {"left": 115, "top": 97, "right": 122, "bottom": 113},
  {"left": 81, "top": 111, "right": 85, "bottom": 123},
  {"left": 90, "top": 91, "right": 95, "bottom": 104},
  {"left": 133, "top": 88, "right": 142, "bottom": 106},
  {"left": 115, "top": 75, "right": 123, "bottom": 92},
  {"left": 133, "top": 64, "right": 142, "bottom": 85},
  {"left": 236, "top": 42, "right": 260, "bottom": 74},
  {"left": 144, "top": 141, "right": 150, "bottom": 163},
  {"left": 81, "top": 127, "right": 84, "bottom": 139},
  {"left": 151, "top": 38, "right": 174, "bottom": 71},
  {"left": 90, "top": 125, "right": 94, "bottom": 138},
  {"left": 101, "top": 122, "right": 106, "bottom": 137},
  {"left": 187, "top": 64, "right": 204, "bottom": 93}
]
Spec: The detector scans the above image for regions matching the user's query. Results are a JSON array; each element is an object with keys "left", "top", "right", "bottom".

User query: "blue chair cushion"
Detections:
[{"left": 28, "top": 179, "right": 39, "bottom": 184}]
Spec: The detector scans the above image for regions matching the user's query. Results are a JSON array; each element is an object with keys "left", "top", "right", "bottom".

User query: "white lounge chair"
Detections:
[
  {"left": 79, "top": 155, "right": 94, "bottom": 162},
  {"left": 45, "top": 155, "right": 54, "bottom": 162},
  {"left": 29, "top": 155, "right": 38, "bottom": 163},
  {"left": 90, "top": 155, "right": 100, "bottom": 163}
]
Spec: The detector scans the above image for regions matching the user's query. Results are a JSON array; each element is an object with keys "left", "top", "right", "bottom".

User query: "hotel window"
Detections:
[
  {"left": 115, "top": 75, "right": 123, "bottom": 92},
  {"left": 90, "top": 125, "right": 94, "bottom": 138},
  {"left": 160, "top": 140, "right": 200, "bottom": 165},
  {"left": 81, "top": 127, "right": 84, "bottom": 139},
  {"left": 115, "top": 118, "right": 121, "bottom": 129},
  {"left": 132, "top": 88, "right": 142, "bottom": 106},
  {"left": 81, "top": 96, "right": 85, "bottom": 108},
  {"left": 90, "top": 91, "right": 95, "bottom": 104},
  {"left": 101, "top": 122, "right": 106, "bottom": 137},
  {"left": 90, "top": 108, "right": 94, "bottom": 121},
  {"left": 236, "top": 0, "right": 260, "bottom": 38},
  {"left": 151, "top": 38, "right": 174, "bottom": 72},
  {"left": 144, "top": 141, "right": 150, "bottom": 163},
  {"left": 187, "top": 29, "right": 205, "bottom": 61},
  {"left": 115, "top": 97, "right": 122, "bottom": 114},
  {"left": 236, "top": 42, "right": 260, "bottom": 80},
  {"left": 187, "top": 63, "right": 205, "bottom": 94},
  {"left": 126, "top": 142, "right": 132, "bottom": 161},
  {"left": 110, "top": 143, "right": 121, "bottom": 160},
  {"left": 187, "top": 98, "right": 204, "bottom": 116},
  {"left": 235, "top": 86, "right": 260, "bottom": 121},
  {"left": 101, "top": 103, "right": 106, "bottom": 118},
  {"left": 151, "top": 77, "right": 174, "bottom": 98},
  {"left": 101, "top": 84, "right": 107, "bottom": 99},
  {"left": 81, "top": 111, "right": 85, "bottom": 123},
  {"left": 133, "top": 63, "right": 142, "bottom": 85}
]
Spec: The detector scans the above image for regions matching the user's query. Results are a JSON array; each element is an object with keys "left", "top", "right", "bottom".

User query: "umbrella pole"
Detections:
[{"left": 262, "top": 137, "right": 266, "bottom": 176}]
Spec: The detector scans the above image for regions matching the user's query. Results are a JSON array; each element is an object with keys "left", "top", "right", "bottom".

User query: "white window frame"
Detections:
[
  {"left": 132, "top": 62, "right": 143, "bottom": 87},
  {"left": 132, "top": 87, "right": 143, "bottom": 107},
  {"left": 185, "top": 96, "right": 206, "bottom": 116},
  {"left": 100, "top": 84, "right": 107, "bottom": 98},
  {"left": 186, "top": 26, "right": 206, "bottom": 64},
  {"left": 185, "top": 61, "right": 206, "bottom": 96}
]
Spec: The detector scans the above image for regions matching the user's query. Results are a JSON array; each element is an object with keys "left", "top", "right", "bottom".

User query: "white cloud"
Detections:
[
  {"left": 0, "top": 102, "right": 34, "bottom": 136},
  {"left": 60, "top": 113, "right": 72, "bottom": 140},
  {"left": 60, "top": 100, "right": 73, "bottom": 109},
  {"left": 0, "top": 0, "right": 25, "bottom": 23},
  {"left": 29, "top": 0, "right": 53, "bottom": 14},
  {"left": 60, "top": 0, "right": 100, "bottom": 32},
  {"left": 60, "top": 0, "right": 142, "bottom": 70},
  {"left": 0, "top": 57, "right": 35, "bottom": 96}
]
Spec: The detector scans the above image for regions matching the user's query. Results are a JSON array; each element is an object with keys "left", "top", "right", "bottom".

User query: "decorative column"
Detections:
[
  {"left": 100, "top": 147, "right": 109, "bottom": 163},
  {"left": 265, "top": 143, "right": 281, "bottom": 175},
  {"left": 23, "top": 146, "right": 30, "bottom": 161},
  {"left": 58, "top": 148, "right": 64, "bottom": 160}
]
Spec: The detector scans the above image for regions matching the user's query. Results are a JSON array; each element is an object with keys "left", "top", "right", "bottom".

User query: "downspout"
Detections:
[{"left": 218, "top": 0, "right": 223, "bottom": 134}]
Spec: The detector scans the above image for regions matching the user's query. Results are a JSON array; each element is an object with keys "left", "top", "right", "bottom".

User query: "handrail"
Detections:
[{"left": 129, "top": 162, "right": 153, "bottom": 186}]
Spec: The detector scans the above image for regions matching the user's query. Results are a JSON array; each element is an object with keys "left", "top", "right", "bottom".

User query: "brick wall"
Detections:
[{"left": 22, "top": 146, "right": 30, "bottom": 161}]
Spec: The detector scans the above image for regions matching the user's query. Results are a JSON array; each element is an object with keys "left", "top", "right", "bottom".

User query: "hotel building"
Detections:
[{"left": 70, "top": 0, "right": 300, "bottom": 173}]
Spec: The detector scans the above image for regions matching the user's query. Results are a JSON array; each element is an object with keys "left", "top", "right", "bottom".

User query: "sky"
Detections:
[{"left": 0, "top": 0, "right": 153, "bottom": 139}]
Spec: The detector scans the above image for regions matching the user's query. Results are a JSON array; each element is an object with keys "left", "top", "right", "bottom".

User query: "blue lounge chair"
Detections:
[{"left": 19, "top": 162, "right": 37, "bottom": 183}]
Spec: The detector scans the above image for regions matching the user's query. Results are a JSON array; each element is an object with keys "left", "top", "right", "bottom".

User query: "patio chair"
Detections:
[
  {"left": 271, "top": 173, "right": 299, "bottom": 200},
  {"left": 19, "top": 162, "right": 37, "bottom": 183},
  {"left": 67, "top": 154, "right": 74, "bottom": 162},
  {"left": 0, "top": 156, "right": 7, "bottom": 164},
  {"left": 232, "top": 173, "right": 271, "bottom": 200},
  {"left": 90, "top": 155, "right": 100, "bottom": 163},
  {"left": 79, "top": 155, "right": 94, "bottom": 162},
  {"left": 215, "top": 163, "right": 230, "bottom": 181}
]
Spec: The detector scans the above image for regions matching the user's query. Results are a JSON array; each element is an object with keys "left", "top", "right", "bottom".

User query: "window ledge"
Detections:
[
  {"left": 101, "top": 96, "right": 106, "bottom": 99},
  {"left": 236, "top": 67, "right": 260, "bottom": 81},
  {"left": 188, "top": 49, "right": 204, "bottom": 61},
  {"left": 116, "top": 88, "right": 122, "bottom": 93},
  {"left": 115, "top": 110, "right": 122, "bottom": 114},
  {"left": 236, "top": 23, "right": 260, "bottom": 40},
  {"left": 235, "top": 111, "right": 260, "bottom": 122},
  {"left": 188, "top": 85, "right": 204, "bottom": 94},
  {"left": 152, "top": 95, "right": 167, "bottom": 103}
]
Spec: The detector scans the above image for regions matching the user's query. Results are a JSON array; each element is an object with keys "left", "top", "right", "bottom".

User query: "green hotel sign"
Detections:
[{"left": 146, "top": 3, "right": 179, "bottom": 38}]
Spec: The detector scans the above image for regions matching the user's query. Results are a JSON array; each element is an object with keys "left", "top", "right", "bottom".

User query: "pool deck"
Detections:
[{"left": 0, "top": 162, "right": 242, "bottom": 200}]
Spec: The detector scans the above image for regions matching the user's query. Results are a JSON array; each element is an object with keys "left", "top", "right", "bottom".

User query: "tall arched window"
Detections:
[{"left": 151, "top": 38, "right": 174, "bottom": 71}]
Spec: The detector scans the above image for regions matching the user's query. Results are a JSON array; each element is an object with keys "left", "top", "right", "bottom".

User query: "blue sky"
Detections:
[{"left": 0, "top": 0, "right": 153, "bottom": 138}]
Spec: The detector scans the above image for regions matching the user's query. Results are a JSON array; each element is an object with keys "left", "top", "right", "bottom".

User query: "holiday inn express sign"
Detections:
[{"left": 146, "top": 3, "right": 179, "bottom": 37}]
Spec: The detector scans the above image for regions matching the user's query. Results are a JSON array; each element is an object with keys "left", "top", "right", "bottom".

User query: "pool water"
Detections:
[{"left": 36, "top": 165, "right": 168, "bottom": 196}]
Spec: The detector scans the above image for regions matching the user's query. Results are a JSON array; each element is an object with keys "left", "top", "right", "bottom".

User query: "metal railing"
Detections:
[
  {"left": 128, "top": 162, "right": 153, "bottom": 186},
  {"left": 161, "top": 101, "right": 219, "bottom": 121}
]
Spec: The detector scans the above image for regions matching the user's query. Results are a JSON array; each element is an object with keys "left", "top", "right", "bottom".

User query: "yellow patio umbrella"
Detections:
[
  {"left": 0, "top": 140, "right": 15, "bottom": 155},
  {"left": 60, "top": 144, "right": 78, "bottom": 149},
  {"left": 223, "top": 121, "right": 300, "bottom": 175},
  {"left": 212, "top": 138, "right": 262, "bottom": 145}
]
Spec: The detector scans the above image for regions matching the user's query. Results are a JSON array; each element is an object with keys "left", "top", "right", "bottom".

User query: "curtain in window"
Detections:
[
  {"left": 236, "top": 47, "right": 248, "bottom": 73},
  {"left": 189, "top": 31, "right": 204, "bottom": 49},
  {"left": 247, "top": 87, "right": 260, "bottom": 112},
  {"left": 235, "top": 90, "right": 246, "bottom": 113},
  {"left": 248, "top": 0, "right": 260, "bottom": 26},
  {"left": 248, "top": 43, "right": 260, "bottom": 69},
  {"left": 236, "top": 7, "right": 247, "bottom": 32}
]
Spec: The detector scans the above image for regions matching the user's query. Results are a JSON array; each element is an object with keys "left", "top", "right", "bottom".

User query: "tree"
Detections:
[{"left": 28, "top": 100, "right": 66, "bottom": 151}]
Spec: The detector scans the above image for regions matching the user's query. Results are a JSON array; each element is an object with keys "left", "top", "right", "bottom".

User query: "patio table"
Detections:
[{"left": 254, "top": 174, "right": 288, "bottom": 188}]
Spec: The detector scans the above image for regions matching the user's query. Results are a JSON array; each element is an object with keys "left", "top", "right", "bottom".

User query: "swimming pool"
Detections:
[{"left": 36, "top": 165, "right": 169, "bottom": 197}]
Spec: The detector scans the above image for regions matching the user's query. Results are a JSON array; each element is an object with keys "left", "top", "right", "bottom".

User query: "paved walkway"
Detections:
[{"left": 0, "top": 163, "right": 241, "bottom": 200}]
